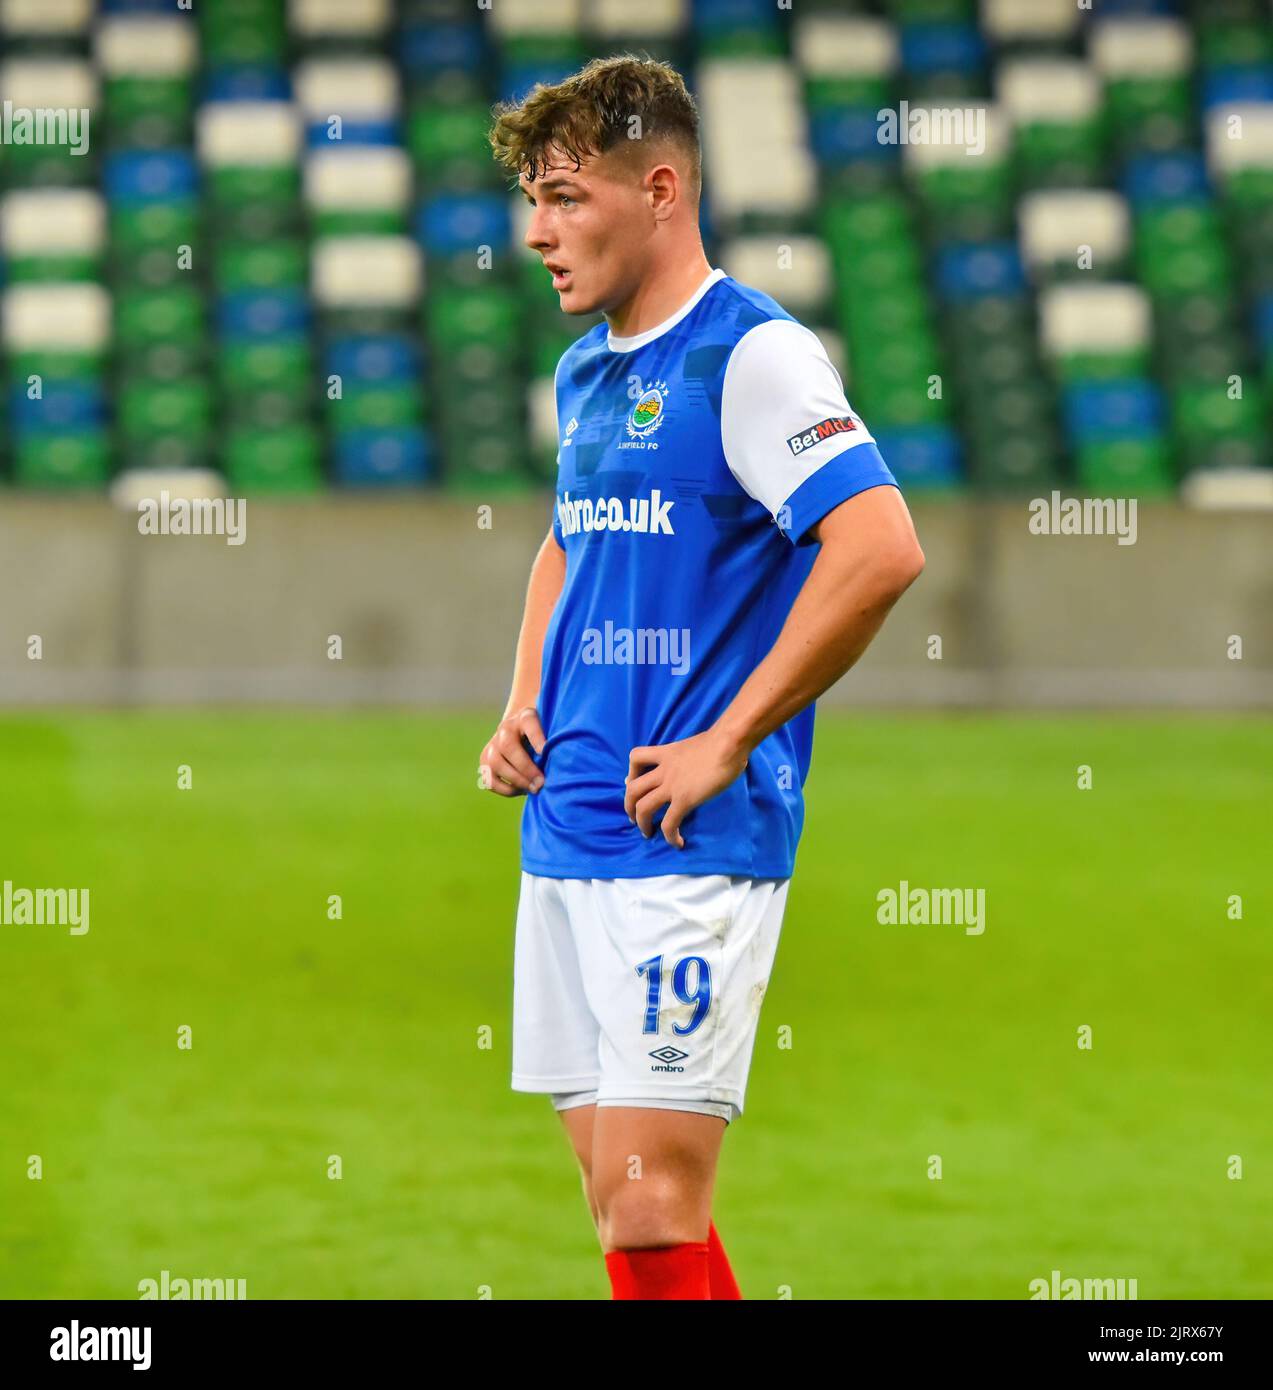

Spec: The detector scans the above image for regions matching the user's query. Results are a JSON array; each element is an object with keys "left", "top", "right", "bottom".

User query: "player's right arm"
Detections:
[{"left": 480, "top": 527, "right": 566, "bottom": 797}]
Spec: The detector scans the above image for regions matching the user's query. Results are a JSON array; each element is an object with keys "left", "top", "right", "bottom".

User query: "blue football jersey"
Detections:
[{"left": 521, "top": 268, "right": 899, "bottom": 879}]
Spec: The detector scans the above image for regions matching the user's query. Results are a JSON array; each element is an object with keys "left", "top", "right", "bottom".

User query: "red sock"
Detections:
[
  {"left": 605, "top": 1243, "right": 710, "bottom": 1300},
  {"left": 706, "top": 1221, "right": 742, "bottom": 1300}
]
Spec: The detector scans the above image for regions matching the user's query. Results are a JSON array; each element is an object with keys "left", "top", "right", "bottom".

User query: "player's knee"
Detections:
[{"left": 595, "top": 1172, "right": 705, "bottom": 1250}]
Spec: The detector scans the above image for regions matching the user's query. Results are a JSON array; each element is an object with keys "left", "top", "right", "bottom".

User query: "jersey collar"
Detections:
[{"left": 606, "top": 267, "right": 727, "bottom": 353}]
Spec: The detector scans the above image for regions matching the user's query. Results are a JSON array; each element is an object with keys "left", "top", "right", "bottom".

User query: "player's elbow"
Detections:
[{"left": 873, "top": 537, "right": 925, "bottom": 599}]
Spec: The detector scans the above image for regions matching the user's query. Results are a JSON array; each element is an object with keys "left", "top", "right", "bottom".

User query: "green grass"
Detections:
[{"left": 0, "top": 712, "right": 1269, "bottom": 1300}]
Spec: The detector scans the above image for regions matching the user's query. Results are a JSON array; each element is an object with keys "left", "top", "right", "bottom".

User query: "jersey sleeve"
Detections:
[{"left": 720, "top": 317, "right": 898, "bottom": 545}]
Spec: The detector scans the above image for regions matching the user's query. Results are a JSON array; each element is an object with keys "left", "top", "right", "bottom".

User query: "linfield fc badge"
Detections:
[{"left": 625, "top": 380, "right": 670, "bottom": 440}]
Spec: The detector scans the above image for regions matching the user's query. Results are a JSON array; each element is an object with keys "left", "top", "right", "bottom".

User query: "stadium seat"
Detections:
[{"left": 0, "top": 1, "right": 1267, "bottom": 501}]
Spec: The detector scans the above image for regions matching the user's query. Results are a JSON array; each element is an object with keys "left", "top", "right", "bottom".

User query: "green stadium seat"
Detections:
[
  {"left": 1077, "top": 438, "right": 1175, "bottom": 495},
  {"left": 14, "top": 432, "right": 111, "bottom": 489},
  {"left": 224, "top": 425, "right": 324, "bottom": 493}
]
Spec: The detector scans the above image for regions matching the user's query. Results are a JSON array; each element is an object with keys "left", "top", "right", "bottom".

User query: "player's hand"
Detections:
[
  {"left": 624, "top": 727, "right": 749, "bottom": 848},
  {"left": 480, "top": 706, "right": 546, "bottom": 797}
]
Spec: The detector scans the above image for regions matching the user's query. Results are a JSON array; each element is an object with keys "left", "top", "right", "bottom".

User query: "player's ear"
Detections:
[{"left": 647, "top": 161, "right": 679, "bottom": 220}]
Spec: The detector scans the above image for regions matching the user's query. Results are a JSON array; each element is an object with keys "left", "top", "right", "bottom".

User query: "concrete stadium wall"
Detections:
[{"left": 0, "top": 495, "right": 1269, "bottom": 708}]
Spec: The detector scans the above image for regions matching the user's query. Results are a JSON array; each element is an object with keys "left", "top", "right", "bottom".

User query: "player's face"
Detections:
[{"left": 521, "top": 149, "right": 650, "bottom": 316}]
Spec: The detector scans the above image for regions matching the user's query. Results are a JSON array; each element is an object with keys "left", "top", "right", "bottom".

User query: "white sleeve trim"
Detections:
[{"left": 720, "top": 318, "right": 875, "bottom": 518}]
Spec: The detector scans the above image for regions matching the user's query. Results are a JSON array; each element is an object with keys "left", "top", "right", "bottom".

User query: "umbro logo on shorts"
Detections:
[
  {"left": 786, "top": 414, "right": 858, "bottom": 455},
  {"left": 649, "top": 1045, "right": 688, "bottom": 1073}
]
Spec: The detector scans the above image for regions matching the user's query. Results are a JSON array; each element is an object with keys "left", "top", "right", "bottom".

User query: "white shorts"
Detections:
[{"left": 511, "top": 871, "right": 790, "bottom": 1125}]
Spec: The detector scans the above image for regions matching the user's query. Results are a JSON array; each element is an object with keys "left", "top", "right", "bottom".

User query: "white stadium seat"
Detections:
[
  {"left": 1037, "top": 283, "right": 1153, "bottom": 358},
  {"left": 793, "top": 16, "right": 898, "bottom": 77},
  {"left": 289, "top": 0, "right": 392, "bottom": 39},
  {"left": 304, "top": 147, "right": 412, "bottom": 211},
  {"left": 981, "top": 0, "right": 1079, "bottom": 43},
  {"left": 310, "top": 236, "right": 422, "bottom": 309},
  {"left": 1, "top": 189, "right": 105, "bottom": 257},
  {"left": 488, "top": 0, "right": 581, "bottom": 38},
  {"left": 1206, "top": 103, "right": 1273, "bottom": 177},
  {"left": 590, "top": 0, "right": 685, "bottom": 39},
  {"left": 1089, "top": 18, "right": 1193, "bottom": 78},
  {"left": 0, "top": 58, "right": 97, "bottom": 110},
  {"left": 1018, "top": 190, "right": 1131, "bottom": 273},
  {"left": 997, "top": 58, "right": 1102, "bottom": 126},
  {"left": 720, "top": 236, "right": 831, "bottom": 317},
  {"left": 293, "top": 59, "right": 400, "bottom": 123},
  {"left": 96, "top": 17, "right": 196, "bottom": 77},
  {"left": 198, "top": 103, "right": 301, "bottom": 168},
  {"left": 1, "top": 0, "right": 91, "bottom": 36},
  {"left": 3, "top": 283, "right": 111, "bottom": 352},
  {"left": 698, "top": 61, "right": 815, "bottom": 221}
]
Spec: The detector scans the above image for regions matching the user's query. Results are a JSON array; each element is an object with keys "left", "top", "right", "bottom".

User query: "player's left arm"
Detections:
[
  {"left": 624, "top": 316, "right": 924, "bottom": 847},
  {"left": 624, "top": 484, "right": 922, "bottom": 845}
]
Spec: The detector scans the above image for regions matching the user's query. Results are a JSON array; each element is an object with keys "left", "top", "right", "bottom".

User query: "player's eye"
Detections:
[{"left": 559, "top": 194, "right": 575, "bottom": 207}]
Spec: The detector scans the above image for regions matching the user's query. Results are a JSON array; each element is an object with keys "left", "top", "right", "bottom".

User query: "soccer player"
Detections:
[{"left": 482, "top": 56, "right": 924, "bottom": 1301}]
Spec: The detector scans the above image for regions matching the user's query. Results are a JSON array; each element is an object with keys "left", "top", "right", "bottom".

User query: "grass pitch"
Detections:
[{"left": 1, "top": 711, "right": 1268, "bottom": 1299}]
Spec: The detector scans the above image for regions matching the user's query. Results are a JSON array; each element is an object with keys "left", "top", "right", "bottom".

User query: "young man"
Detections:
[{"left": 482, "top": 56, "right": 924, "bottom": 1300}]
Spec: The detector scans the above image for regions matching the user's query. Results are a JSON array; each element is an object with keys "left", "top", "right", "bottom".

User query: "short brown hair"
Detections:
[{"left": 489, "top": 55, "right": 701, "bottom": 195}]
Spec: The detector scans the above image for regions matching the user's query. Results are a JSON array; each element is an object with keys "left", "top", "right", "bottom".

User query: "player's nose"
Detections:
[{"left": 524, "top": 205, "right": 553, "bottom": 254}]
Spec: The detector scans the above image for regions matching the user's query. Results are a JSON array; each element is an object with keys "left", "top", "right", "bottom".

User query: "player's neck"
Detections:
[{"left": 606, "top": 246, "right": 714, "bottom": 339}]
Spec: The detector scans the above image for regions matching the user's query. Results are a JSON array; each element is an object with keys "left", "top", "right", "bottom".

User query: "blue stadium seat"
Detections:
[
  {"left": 1200, "top": 69, "right": 1273, "bottom": 112},
  {"left": 306, "top": 120, "right": 401, "bottom": 149},
  {"left": 1122, "top": 152, "right": 1210, "bottom": 205},
  {"left": 334, "top": 428, "right": 433, "bottom": 486},
  {"left": 871, "top": 427, "right": 963, "bottom": 489},
  {"left": 203, "top": 67, "right": 292, "bottom": 103},
  {"left": 217, "top": 290, "right": 310, "bottom": 339},
  {"left": 104, "top": 152, "right": 199, "bottom": 203},
  {"left": 400, "top": 23, "right": 485, "bottom": 77},
  {"left": 809, "top": 109, "right": 898, "bottom": 167},
  {"left": 10, "top": 383, "right": 108, "bottom": 432},
  {"left": 1062, "top": 380, "right": 1164, "bottom": 444},
  {"left": 418, "top": 193, "right": 511, "bottom": 256},
  {"left": 694, "top": 0, "right": 779, "bottom": 32},
  {"left": 935, "top": 244, "right": 1027, "bottom": 301},
  {"left": 325, "top": 335, "right": 422, "bottom": 383},
  {"left": 900, "top": 24, "right": 986, "bottom": 78},
  {"left": 1253, "top": 294, "right": 1273, "bottom": 356}
]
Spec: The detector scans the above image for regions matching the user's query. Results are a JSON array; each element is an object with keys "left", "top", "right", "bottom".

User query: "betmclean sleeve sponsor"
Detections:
[
  {"left": 721, "top": 318, "right": 898, "bottom": 544},
  {"left": 787, "top": 415, "right": 858, "bottom": 455}
]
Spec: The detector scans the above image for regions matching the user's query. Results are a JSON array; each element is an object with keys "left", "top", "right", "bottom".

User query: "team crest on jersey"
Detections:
[{"left": 626, "top": 381, "right": 670, "bottom": 439}]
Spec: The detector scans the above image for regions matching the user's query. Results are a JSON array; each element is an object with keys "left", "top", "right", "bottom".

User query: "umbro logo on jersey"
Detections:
[
  {"left": 786, "top": 414, "right": 858, "bottom": 455},
  {"left": 649, "top": 1045, "right": 688, "bottom": 1073},
  {"left": 562, "top": 417, "right": 578, "bottom": 447}
]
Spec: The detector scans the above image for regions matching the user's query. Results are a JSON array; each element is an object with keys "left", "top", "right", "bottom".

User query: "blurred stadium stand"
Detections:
[{"left": 0, "top": 0, "right": 1271, "bottom": 502}]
